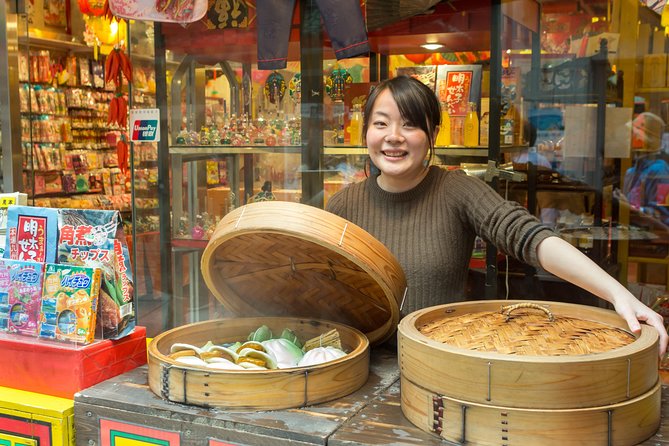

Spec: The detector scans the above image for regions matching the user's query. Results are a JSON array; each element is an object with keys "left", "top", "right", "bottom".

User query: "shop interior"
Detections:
[{"left": 1, "top": 0, "right": 669, "bottom": 340}]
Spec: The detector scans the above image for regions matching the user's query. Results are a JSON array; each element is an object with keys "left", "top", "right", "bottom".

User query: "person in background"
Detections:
[
  {"left": 622, "top": 112, "right": 669, "bottom": 227},
  {"left": 325, "top": 75, "right": 668, "bottom": 355}
]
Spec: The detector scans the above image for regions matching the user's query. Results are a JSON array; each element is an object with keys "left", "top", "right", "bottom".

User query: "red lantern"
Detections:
[
  {"left": 404, "top": 53, "right": 431, "bottom": 65},
  {"left": 78, "top": 0, "right": 106, "bottom": 16},
  {"left": 78, "top": 0, "right": 91, "bottom": 15}
]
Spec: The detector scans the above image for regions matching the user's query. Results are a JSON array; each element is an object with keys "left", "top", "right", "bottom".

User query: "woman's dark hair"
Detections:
[{"left": 363, "top": 75, "right": 441, "bottom": 164}]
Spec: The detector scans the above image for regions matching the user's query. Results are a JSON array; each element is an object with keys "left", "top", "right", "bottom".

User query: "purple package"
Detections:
[{"left": 5, "top": 259, "right": 44, "bottom": 336}]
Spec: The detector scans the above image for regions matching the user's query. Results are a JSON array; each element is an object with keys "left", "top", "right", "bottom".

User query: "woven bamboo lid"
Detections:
[
  {"left": 417, "top": 302, "right": 636, "bottom": 355},
  {"left": 201, "top": 201, "right": 406, "bottom": 345}
]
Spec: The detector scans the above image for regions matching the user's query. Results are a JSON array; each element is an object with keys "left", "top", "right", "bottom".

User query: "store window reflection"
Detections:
[
  {"left": 621, "top": 112, "right": 669, "bottom": 226},
  {"left": 620, "top": 110, "right": 669, "bottom": 292}
]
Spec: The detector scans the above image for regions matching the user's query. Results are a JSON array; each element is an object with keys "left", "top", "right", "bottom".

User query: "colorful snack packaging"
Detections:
[
  {"left": 39, "top": 263, "right": 101, "bottom": 344},
  {"left": 5, "top": 259, "right": 45, "bottom": 336},
  {"left": 57, "top": 208, "right": 135, "bottom": 340},
  {"left": 4, "top": 205, "right": 58, "bottom": 263},
  {"left": 0, "top": 260, "right": 9, "bottom": 331}
]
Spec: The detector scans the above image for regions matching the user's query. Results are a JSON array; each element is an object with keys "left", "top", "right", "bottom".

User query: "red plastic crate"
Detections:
[{"left": 0, "top": 326, "right": 147, "bottom": 398}]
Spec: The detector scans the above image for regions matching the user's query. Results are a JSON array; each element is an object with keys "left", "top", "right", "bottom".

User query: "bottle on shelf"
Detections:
[
  {"left": 479, "top": 98, "right": 489, "bottom": 147},
  {"left": 348, "top": 104, "right": 363, "bottom": 146},
  {"left": 463, "top": 102, "right": 479, "bottom": 147},
  {"left": 435, "top": 102, "right": 451, "bottom": 147},
  {"left": 337, "top": 124, "right": 345, "bottom": 144},
  {"left": 501, "top": 101, "right": 518, "bottom": 146}
]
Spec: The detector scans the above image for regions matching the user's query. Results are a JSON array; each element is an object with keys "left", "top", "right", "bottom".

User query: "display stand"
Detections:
[
  {"left": 0, "top": 327, "right": 147, "bottom": 399},
  {"left": 0, "top": 386, "right": 74, "bottom": 446},
  {"left": 73, "top": 348, "right": 669, "bottom": 446}
]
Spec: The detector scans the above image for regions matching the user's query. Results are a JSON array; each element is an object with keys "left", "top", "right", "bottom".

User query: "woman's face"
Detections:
[{"left": 366, "top": 89, "right": 430, "bottom": 190}]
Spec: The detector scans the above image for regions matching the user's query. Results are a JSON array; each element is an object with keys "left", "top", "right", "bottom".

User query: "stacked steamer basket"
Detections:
[
  {"left": 147, "top": 201, "right": 405, "bottom": 410},
  {"left": 398, "top": 300, "right": 660, "bottom": 445}
]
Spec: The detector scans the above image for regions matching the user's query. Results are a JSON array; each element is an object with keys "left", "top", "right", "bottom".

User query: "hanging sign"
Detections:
[{"left": 129, "top": 109, "right": 160, "bottom": 142}]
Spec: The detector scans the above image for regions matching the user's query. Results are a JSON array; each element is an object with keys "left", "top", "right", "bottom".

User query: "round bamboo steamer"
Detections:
[
  {"left": 398, "top": 300, "right": 658, "bottom": 409},
  {"left": 200, "top": 201, "right": 405, "bottom": 346},
  {"left": 401, "top": 376, "right": 660, "bottom": 445},
  {"left": 148, "top": 316, "right": 369, "bottom": 410}
]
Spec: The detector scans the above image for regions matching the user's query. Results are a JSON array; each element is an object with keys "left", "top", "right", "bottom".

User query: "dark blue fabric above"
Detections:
[{"left": 256, "top": 0, "right": 370, "bottom": 70}]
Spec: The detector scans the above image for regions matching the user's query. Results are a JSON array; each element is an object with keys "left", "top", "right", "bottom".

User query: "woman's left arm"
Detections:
[{"left": 537, "top": 235, "right": 668, "bottom": 356}]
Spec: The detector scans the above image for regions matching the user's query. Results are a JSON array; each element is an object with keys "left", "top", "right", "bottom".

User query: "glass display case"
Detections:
[{"left": 3, "top": 0, "right": 664, "bottom": 337}]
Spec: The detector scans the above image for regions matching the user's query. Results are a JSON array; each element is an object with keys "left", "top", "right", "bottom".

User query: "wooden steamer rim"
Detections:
[
  {"left": 401, "top": 376, "right": 661, "bottom": 446},
  {"left": 398, "top": 300, "right": 659, "bottom": 409},
  {"left": 200, "top": 201, "right": 406, "bottom": 346},
  {"left": 148, "top": 317, "right": 370, "bottom": 410}
]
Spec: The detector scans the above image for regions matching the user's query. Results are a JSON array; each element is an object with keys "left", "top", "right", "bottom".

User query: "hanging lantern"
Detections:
[
  {"left": 78, "top": 0, "right": 106, "bottom": 16},
  {"left": 404, "top": 53, "right": 431, "bottom": 65},
  {"left": 83, "top": 15, "right": 127, "bottom": 49}
]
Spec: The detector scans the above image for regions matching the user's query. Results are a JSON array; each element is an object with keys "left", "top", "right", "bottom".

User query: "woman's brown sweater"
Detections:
[{"left": 326, "top": 165, "right": 556, "bottom": 316}]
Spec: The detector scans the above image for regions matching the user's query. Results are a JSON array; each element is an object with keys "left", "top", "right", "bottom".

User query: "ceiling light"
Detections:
[{"left": 421, "top": 43, "right": 444, "bottom": 51}]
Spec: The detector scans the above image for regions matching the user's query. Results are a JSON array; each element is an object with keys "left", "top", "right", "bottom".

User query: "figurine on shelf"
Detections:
[
  {"left": 176, "top": 216, "right": 190, "bottom": 238},
  {"left": 220, "top": 127, "right": 232, "bottom": 145},
  {"left": 209, "top": 125, "right": 220, "bottom": 145},
  {"left": 199, "top": 126, "right": 211, "bottom": 145},
  {"left": 186, "top": 130, "right": 199, "bottom": 145},
  {"left": 265, "top": 130, "right": 277, "bottom": 147},
  {"left": 250, "top": 181, "right": 276, "bottom": 203},
  {"left": 191, "top": 214, "right": 205, "bottom": 240},
  {"left": 175, "top": 128, "right": 188, "bottom": 145},
  {"left": 201, "top": 212, "right": 216, "bottom": 239}
]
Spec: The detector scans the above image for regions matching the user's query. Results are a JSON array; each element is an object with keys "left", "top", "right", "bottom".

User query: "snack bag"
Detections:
[
  {"left": 0, "top": 260, "right": 9, "bottom": 331},
  {"left": 57, "top": 208, "right": 135, "bottom": 340},
  {"left": 4, "top": 205, "right": 58, "bottom": 263},
  {"left": 5, "top": 259, "right": 44, "bottom": 336},
  {"left": 39, "top": 263, "right": 101, "bottom": 344}
]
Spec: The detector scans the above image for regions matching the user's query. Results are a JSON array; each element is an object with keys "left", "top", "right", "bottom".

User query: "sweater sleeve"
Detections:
[{"left": 448, "top": 171, "right": 557, "bottom": 268}]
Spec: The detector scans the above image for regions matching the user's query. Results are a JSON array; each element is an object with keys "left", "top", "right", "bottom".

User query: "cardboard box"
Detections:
[
  {"left": 0, "top": 386, "right": 74, "bottom": 446},
  {"left": 643, "top": 53, "right": 667, "bottom": 88},
  {"left": 272, "top": 189, "right": 301, "bottom": 203},
  {"left": 206, "top": 186, "right": 233, "bottom": 218},
  {"left": 0, "top": 326, "right": 147, "bottom": 398}
]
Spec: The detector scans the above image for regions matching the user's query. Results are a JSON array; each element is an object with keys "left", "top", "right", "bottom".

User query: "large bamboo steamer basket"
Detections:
[
  {"left": 148, "top": 201, "right": 405, "bottom": 410},
  {"left": 398, "top": 300, "right": 661, "bottom": 445},
  {"left": 148, "top": 317, "right": 369, "bottom": 410}
]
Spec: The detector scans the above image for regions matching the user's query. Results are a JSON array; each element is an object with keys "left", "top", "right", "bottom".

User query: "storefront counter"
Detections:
[{"left": 73, "top": 348, "right": 669, "bottom": 446}]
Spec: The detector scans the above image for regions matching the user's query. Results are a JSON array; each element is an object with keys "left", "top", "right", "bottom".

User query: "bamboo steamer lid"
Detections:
[{"left": 201, "top": 201, "right": 406, "bottom": 345}]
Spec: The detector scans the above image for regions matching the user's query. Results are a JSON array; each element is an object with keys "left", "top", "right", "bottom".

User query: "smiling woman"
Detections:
[
  {"left": 325, "top": 75, "right": 669, "bottom": 354},
  {"left": 364, "top": 76, "right": 438, "bottom": 192}
]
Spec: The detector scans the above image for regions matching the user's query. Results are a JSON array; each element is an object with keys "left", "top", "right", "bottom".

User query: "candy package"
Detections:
[
  {"left": 5, "top": 259, "right": 45, "bottom": 336},
  {"left": 39, "top": 263, "right": 101, "bottom": 344},
  {"left": 57, "top": 208, "right": 135, "bottom": 340}
]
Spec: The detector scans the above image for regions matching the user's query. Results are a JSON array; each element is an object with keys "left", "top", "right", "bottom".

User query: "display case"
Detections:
[
  {"left": 86, "top": 0, "right": 669, "bottom": 337},
  {"left": 142, "top": 1, "right": 544, "bottom": 331}
]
